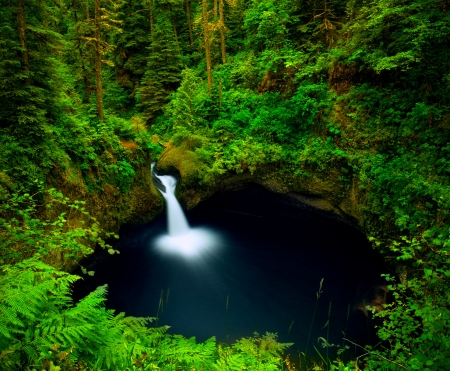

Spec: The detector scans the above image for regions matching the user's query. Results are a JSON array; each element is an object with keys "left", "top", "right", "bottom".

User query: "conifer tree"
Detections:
[
  {"left": 168, "top": 3, "right": 181, "bottom": 54},
  {"left": 0, "top": 0, "right": 63, "bottom": 142},
  {"left": 136, "top": 19, "right": 183, "bottom": 124},
  {"left": 67, "top": 0, "right": 95, "bottom": 104},
  {"left": 70, "top": 0, "right": 121, "bottom": 121},
  {"left": 150, "top": 0, "right": 155, "bottom": 36},
  {"left": 113, "top": 0, "right": 152, "bottom": 98},
  {"left": 16, "top": 0, "right": 29, "bottom": 80},
  {"left": 158, "top": 0, "right": 185, "bottom": 53}
]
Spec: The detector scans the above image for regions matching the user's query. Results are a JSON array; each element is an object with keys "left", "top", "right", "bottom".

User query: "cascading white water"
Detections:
[
  {"left": 155, "top": 173, "right": 190, "bottom": 236},
  {"left": 152, "top": 164, "right": 219, "bottom": 258}
]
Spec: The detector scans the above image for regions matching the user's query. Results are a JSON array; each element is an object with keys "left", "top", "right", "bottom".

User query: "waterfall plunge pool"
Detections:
[{"left": 75, "top": 184, "right": 389, "bottom": 357}]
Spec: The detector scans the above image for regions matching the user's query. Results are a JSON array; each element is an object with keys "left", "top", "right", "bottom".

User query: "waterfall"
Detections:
[
  {"left": 152, "top": 163, "right": 190, "bottom": 236},
  {"left": 151, "top": 163, "right": 219, "bottom": 258}
]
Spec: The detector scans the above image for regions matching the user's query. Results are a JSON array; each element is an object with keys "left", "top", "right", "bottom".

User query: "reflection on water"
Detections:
[{"left": 75, "top": 185, "right": 387, "bottom": 357}]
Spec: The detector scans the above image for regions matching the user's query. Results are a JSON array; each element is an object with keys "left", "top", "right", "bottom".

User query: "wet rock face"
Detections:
[
  {"left": 155, "top": 145, "right": 365, "bottom": 230},
  {"left": 356, "top": 284, "right": 388, "bottom": 317}
]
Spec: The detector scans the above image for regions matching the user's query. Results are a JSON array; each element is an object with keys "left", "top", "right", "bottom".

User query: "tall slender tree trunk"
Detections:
[
  {"left": 72, "top": 5, "right": 91, "bottom": 103},
  {"left": 78, "top": 47, "right": 91, "bottom": 103},
  {"left": 219, "top": 0, "right": 226, "bottom": 64},
  {"left": 169, "top": 4, "right": 181, "bottom": 54},
  {"left": 17, "top": 0, "right": 29, "bottom": 82},
  {"left": 94, "top": 0, "right": 104, "bottom": 121},
  {"left": 441, "top": 0, "right": 448, "bottom": 15},
  {"left": 202, "top": 0, "right": 212, "bottom": 92},
  {"left": 186, "top": 0, "right": 193, "bottom": 45},
  {"left": 219, "top": 76, "right": 222, "bottom": 109},
  {"left": 213, "top": 0, "right": 218, "bottom": 19},
  {"left": 149, "top": 0, "right": 154, "bottom": 39}
]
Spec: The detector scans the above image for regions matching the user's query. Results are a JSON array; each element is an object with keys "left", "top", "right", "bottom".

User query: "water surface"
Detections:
[{"left": 76, "top": 185, "right": 387, "bottom": 356}]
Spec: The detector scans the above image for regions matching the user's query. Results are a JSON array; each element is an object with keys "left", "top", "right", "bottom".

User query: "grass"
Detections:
[{"left": 305, "top": 278, "right": 324, "bottom": 355}]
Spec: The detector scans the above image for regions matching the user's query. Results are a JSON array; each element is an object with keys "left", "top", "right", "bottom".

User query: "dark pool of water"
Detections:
[{"left": 75, "top": 184, "right": 389, "bottom": 357}]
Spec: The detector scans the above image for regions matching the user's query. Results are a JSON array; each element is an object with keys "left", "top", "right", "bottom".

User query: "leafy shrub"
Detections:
[{"left": 0, "top": 188, "right": 116, "bottom": 267}]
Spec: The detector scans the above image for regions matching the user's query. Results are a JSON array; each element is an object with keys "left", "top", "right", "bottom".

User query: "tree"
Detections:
[
  {"left": 202, "top": 0, "right": 213, "bottom": 91},
  {"left": 16, "top": 0, "right": 29, "bottom": 80},
  {"left": 81, "top": 0, "right": 122, "bottom": 121},
  {"left": 94, "top": 0, "right": 104, "bottom": 120},
  {"left": 157, "top": 0, "right": 185, "bottom": 53},
  {"left": 150, "top": 0, "right": 155, "bottom": 37},
  {"left": 314, "top": 0, "right": 340, "bottom": 48},
  {"left": 136, "top": 19, "right": 183, "bottom": 123},
  {"left": 113, "top": 0, "right": 151, "bottom": 99},
  {"left": 67, "top": 0, "right": 95, "bottom": 104},
  {"left": 186, "top": 0, "right": 193, "bottom": 45},
  {"left": 165, "top": 68, "right": 208, "bottom": 129},
  {"left": 218, "top": 0, "right": 228, "bottom": 63},
  {"left": 0, "top": 0, "right": 63, "bottom": 142}
]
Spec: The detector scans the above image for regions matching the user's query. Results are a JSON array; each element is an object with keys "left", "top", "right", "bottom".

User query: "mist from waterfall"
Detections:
[{"left": 152, "top": 164, "right": 219, "bottom": 258}]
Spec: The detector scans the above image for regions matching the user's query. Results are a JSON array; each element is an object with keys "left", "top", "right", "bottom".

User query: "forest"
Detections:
[{"left": 1, "top": 0, "right": 450, "bottom": 369}]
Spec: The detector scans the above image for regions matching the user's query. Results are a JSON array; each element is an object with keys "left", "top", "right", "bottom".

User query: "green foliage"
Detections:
[
  {"left": 1, "top": 0, "right": 450, "bottom": 369},
  {"left": 0, "top": 0, "right": 63, "bottom": 143},
  {"left": 364, "top": 274, "right": 450, "bottom": 371},
  {"left": 0, "top": 257, "right": 162, "bottom": 371},
  {"left": 0, "top": 257, "right": 291, "bottom": 371},
  {"left": 345, "top": 0, "right": 450, "bottom": 76},
  {"left": 104, "top": 159, "right": 136, "bottom": 193},
  {"left": 215, "top": 333, "right": 292, "bottom": 371},
  {"left": 244, "top": 0, "right": 291, "bottom": 50},
  {"left": 113, "top": 0, "right": 152, "bottom": 95},
  {"left": 136, "top": 19, "right": 184, "bottom": 123},
  {"left": 0, "top": 187, "right": 116, "bottom": 267},
  {"left": 164, "top": 68, "right": 211, "bottom": 132}
]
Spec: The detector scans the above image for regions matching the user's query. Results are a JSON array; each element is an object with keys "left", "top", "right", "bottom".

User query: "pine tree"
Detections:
[
  {"left": 67, "top": 0, "right": 95, "bottom": 103},
  {"left": 68, "top": 0, "right": 122, "bottom": 121},
  {"left": 0, "top": 0, "right": 63, "bottom": 143},
  {"left": 157, "top": 0, "right": 185, "bottom": 53},
  {"left": 136, "top": 19, "right": 183, "bottom": 124},
  {"left": 165, "top": 68, "right": 207, "bottom": 129},
  {"left": 113, "top": 0, "right": 152, "bottom": 99}
]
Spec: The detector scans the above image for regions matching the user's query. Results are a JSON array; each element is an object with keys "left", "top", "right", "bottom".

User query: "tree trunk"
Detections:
[
  {"left": 72, "top": 4, "right": 91, "bottom": 103},
  {"left": 169, "top": 4, "right": 181, "bottom": 54},
  {"left": 219, "top": 76, "right": 222, "bottom": 109},
  {"left": 149, "top": 0, "right": 154, "bottom": 39},
  {"left": 440, "top": 0, "right": 448, "bottom": 15},
  {"left": 219, "top": 0, "right": 226, "bottom": 64},
  {"left": 79, "top": 47, "right": 91, "bottom": 103},
  {"left": 202, "top": 0, "right": 213, "bottom": 92},
  {"left": 186, "top": 0, "right": 193, "bottom": 45},
  {"left": 16, "top": 0, "right": 29, "bottom": 81},
  {"left": 94, "top": 0, "right": 104, "bottom": 121},
  {"left": 214, "top": 0, "right": 218, "bottom": 19}
]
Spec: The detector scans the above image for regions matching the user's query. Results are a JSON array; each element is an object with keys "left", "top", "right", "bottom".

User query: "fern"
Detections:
[
  {"left": 213, "top": 333, "right": 292, "bottom": 371},
  {"left": 0, "top": 257, "right": 292, "bottom": 370}
]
